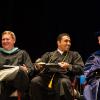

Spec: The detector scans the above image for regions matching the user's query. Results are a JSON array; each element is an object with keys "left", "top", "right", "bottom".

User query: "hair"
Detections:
[
  {"left": 2, "top": 31, "right": 16, "bottom": 41},
  {"left": 57, "top": 33, "right": 70, "bottom": 41}
]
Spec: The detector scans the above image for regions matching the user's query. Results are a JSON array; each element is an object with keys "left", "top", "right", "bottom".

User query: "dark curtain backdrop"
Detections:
[{"left": 0, "top": 0, "right": 100, "bottom": 62}]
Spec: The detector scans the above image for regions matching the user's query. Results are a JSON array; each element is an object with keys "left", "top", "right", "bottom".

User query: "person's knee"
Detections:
[
  {"left": 60, "top": 78, "right": 71, "bottom": 85},
  {"left": 31, "top": 76, "right": 41, "bottom": 86}
]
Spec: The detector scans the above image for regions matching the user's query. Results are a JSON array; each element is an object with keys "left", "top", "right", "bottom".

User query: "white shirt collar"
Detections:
[{"left": 57, "top": 49, "right": 64, "bottom": 55}]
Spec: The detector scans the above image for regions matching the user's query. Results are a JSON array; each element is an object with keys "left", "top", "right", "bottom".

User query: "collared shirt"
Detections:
[{"left": 57, "top": 49, "right": 64, "bottom": 55}]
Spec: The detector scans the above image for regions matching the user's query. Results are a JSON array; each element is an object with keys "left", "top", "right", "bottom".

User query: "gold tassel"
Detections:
[{"left": 48, "top": 74, "right": 55, "bottom": 88}]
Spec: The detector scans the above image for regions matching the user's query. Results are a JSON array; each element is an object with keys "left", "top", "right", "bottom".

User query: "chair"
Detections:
[{"left": 76, "top": 75, "right": 86, "bottom": 100}]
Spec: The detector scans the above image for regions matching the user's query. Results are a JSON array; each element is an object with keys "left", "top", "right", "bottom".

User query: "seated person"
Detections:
[
  {"left": 83, "top": 32, "right": 100, "bottom": 100},
  {"left": 0, "top": 31, "right": 35, "bottom": 100},
  {"left": 30, "top": 33, "right": 84, "bottom": 100}
]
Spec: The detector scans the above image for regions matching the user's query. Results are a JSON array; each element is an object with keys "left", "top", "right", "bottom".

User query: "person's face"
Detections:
[
  {"left": 98, "top": 36, "right": 100, "bottom": 45},
  {"left": 2, "top": 34, "right": 15, "bottom": 50},
  {"left": 57, "top": 35, "right": 71, "bottom": 52}
]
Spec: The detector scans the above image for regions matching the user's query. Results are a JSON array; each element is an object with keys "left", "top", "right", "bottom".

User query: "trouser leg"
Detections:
[
  {"left": 59, "top": 78, "right": 73, "bottom": 100},
  {"left": 30, "top": 76, "right": 48, "bottom": 100},
  {"left": 14, "top": 69, "right": 29, "bottom": 92}
]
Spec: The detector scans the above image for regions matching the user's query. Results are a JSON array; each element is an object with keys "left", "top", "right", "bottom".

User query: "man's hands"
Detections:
[
  {"left": 58, "top": 62, "right": 70, "bottom": 69},
  {"left": 34, "top": 62, "right": 45, "bottom": 70},
  {"left": 20, "top": 64, "right": 29, "bottom": 73}
]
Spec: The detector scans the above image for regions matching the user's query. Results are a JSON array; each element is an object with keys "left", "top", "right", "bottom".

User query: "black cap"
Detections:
[{"left": 95, "top": 31, "right": 100, "bottom": 37}]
